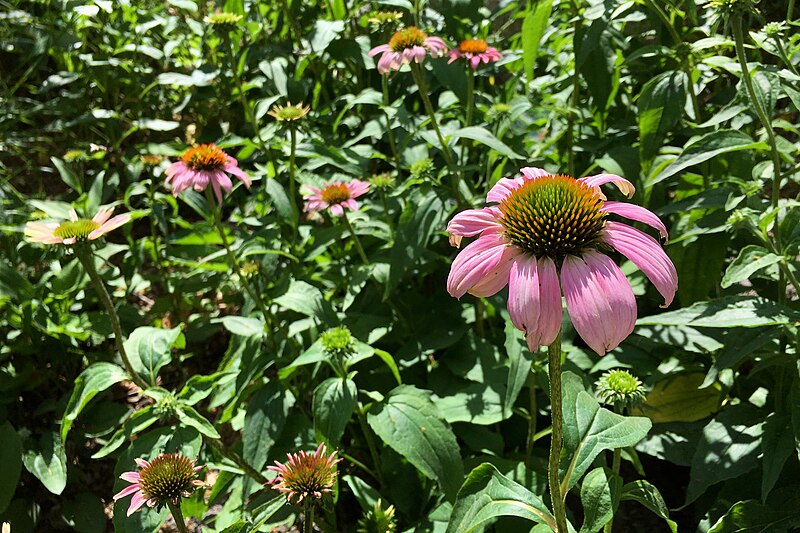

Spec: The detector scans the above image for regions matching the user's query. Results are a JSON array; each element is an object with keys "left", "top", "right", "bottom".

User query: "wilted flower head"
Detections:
[
  {"left": 409, "top": 158, "right": 434, "bottom": 180},
  {"left": 367, "top": 11, "right": 403, "bottom": 28},
  {"left": 268, "top": 102, "right": 310, "bottom": 122},
  {"left": 303, "top": 180, "right": 370, "bottom": 217},
  {"left": 321, "top": 326, "right": 354, "bottom": 358},
  {"left": 369, "top": 172, "right": 395, "bottom": 190},
  {"left": 113, "top": 454, "right": 204, "bottom": 516},
  {"left": 25, "top": 207, "right": 131, "bottom": 245},
  {"left": 446, "top": 168, "right": 678, "bottom": 355},
  {"left": 165, "top": 143, "right": 251, "bottom": 203},
  {"left": 204, "top": 11, "right": 243, "bottom": 29},
  {"left": 595, "top": 369, "right": 647, "bottom": 410},
  {"left": 448, "top": 39, "right": 502, "bottom": 69},
  {"left": 368, "top": 27, "right": 448, "bottom": 74},
  {"left": 267, "top": 443, "right": 341, "bottom": 504},
  {"left": 358, "top": 499, "right": 397, "bottom": 533}
]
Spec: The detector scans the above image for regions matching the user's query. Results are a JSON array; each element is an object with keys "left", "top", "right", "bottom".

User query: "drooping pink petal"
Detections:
[
  {"left": 578, "top": 173, "right": 635, "bottom": 198},
  {"left": 601, "top": 201, "right": 668, "bottom": 241},
  {"left": 210, "top": 175, "right": 223, "bottom": 204},
  {"left": 561, "top": 251, "right": 637, "bottom": 355},
  {"left": 446, "top": 207, "right": 503, "bottom": 244},
  {"left": 507, "top": 255, "right": 562, "bottom": 350},
  {"left": 24, "top": 222, "right": 61, "bottom": 243},
  {"left": 467, "top": 246, "right": 516, "bottom": 297},
  {"left": 329, "top": 204, "right": 344, "bottom": 217},
  {"left": 342, "top": 199, "right": 358, "bottom": 211},
  {"left": 486, "top": 176, "right": 525, "bottom": 203},
  {"left": 214, "top": 170, "right": 234, "bottom": 194},
  {"left": 113, "top": 483, "right": 141, "bottom": 501},
  {"left": 603, "top": 221, "right": 678, "bottom": 307},
  {"left": 447, "top": 233, "right": 511, "bottom": 299},
  {"left": 119, "top": 472, "right": 140, "bottom": 483},
  {"left": 224, "top": 161, "right": 251, "bottom": 187},
  {"left": 91, "top": 207, "right": 114, "bottom": 225},
  {"left": 127, "top": 491, "right": 147, "bottom": 516},
  {"left": 347, "top": 180, "right": 370, "bottom": 198},
  {"left": 88, "top": 214, "right": 131, "bottom": 240},
  {"left": 368, "top": 44, "right": 391, "bottom": 57},
  {"left": 134, "top": 458, "right": 150, "bottom": 469},
  {"left": 519, "top": 167, "right": 551, "bottom": 181}
]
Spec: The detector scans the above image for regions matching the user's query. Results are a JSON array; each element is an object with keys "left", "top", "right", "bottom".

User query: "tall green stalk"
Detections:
[
  {"left": 75, "top": 246, "right": 148, "bottom": 390},
  {"left": 167, "top": 501, "right": 189, "bottom": 533},
  {"left": 224, "top": 36, "right": 267, "bottom": 152},
  {"left": 381, "top": 74, "right": 402, "bottom": 169},
  {"left": 341, "top": 210, "right": 369, "bottom": 266},
  {"left": 289, "top": 126, "right": 299, "bottom": 222},
  {"left": 547, "top": 330, "right": 569, "bottom": 533}
]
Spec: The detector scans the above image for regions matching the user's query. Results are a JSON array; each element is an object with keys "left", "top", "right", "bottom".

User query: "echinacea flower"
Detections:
[
  {"left": 448, "top": 39, "right": 502, "bottom": 69},
  {"left": 24, "top": 207, "right": 131, "bottom": 245},
  {"left": 446, "top": 168, "right": 678, "bottom": 355},
  {"left": 595, "top": 369, "right": 647, "bottom": 410},
  {"left": 303, "top": 180, "right": 369, "bottom": 217},
  {"left": 268, "top": 102, "right": 311, "bottom": 122},
  {"left": 267, "top": 443, "right": 341, "bottom": 503},
  {"left": 113, "top": 454, "right": 204, "bottom": 517},
  {"left": 165, "top": 143, "right": 251, "bottom": 203},
  {"left": 368, "top": 27, "right": 447, "bottom": 74}
]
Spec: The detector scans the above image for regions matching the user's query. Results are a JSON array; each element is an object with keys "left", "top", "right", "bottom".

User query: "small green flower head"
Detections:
[
  {"left": 268, "top": 102, "right": 311, "bottom": 122},
  {"left": 763, "top": 21, "right": 786, "bottom": 39},
  {"left": 367, "top": 11, "right": 403, "bottom": 29},
  {"left": 369, "top": 172, "right": 396, "bottom": 190},
  {"left": 725, "top": 207, "right": 758, "bottom": 231},
  {"left": 705, "top": 0, "right": 758, "bottom": 17},
  {"left": 63, "top": 149, "right": 87, "bottom": 162},
  {"left": 595, "top": 370, "right": 646, "bottom": 410},
  {"left": 409, "top": 158, "right": 434, "bottom": 180},
  {"left": 204, "top": 11, "right": 243, "bottom": 30},
  {"left": 153, "top": 393, "right": 178, "bottom": 418},
  {"left": 320, "top": 326, "right": 354, "bottom": 358},
  {"left": 357, "top": 499, "right": 397, "bottom": 533}
]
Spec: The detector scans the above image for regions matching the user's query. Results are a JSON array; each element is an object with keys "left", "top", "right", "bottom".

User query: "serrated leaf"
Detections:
[
  {"left": 61, "top": 363, "right": 129, "bottom": 442},
  {"left": 314, "top": 377, "right": 357, "bottom": 446},
  {"left": 721, "top": 245, "right": 782, "bottom": 288},
  {"left": 176, "top": 404, "right": 221, "bottom": 438}
]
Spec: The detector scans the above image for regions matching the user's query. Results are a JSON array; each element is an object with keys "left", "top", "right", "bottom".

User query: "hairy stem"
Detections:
[
  {"left": 381, "top": 75, "right": 402, "bottom": 169},
  {"left": 167, "top": 501, "right": 189, "bottom": 533},
  {"left": 547, "top": 330, "right": 569, "bottom": 533},
  {"left": 341, "top": 210, "right": 369, "bottom": 265},
  {"left": 525, "top": 366, "right": 537, "bottom": 468}
]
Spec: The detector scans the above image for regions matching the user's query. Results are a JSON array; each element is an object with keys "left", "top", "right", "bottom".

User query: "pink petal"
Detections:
[
  {"left": 507, "top": 255, "right": 562, "bottom": 350},
  {"left": 342, "top": 199, "right": 358, "bottom": 211},
  {"left": 519, "top": 167, "right": 551, "bottom": 180},
  {"left": 470, "top": 56, "right": 481, "bottom": 69},
  {"left": 468, "top": 247, "right": 516, "bottom": 297},
  {"left": 134, "top": 458, "right": 150, "bottom": 469},
  {"left": 224, "top": 162, "right": 251, "bottom": 187},
  {"left": 347, "top": 180, "right": 370, "bottom": 197},
  {"left": 119, "top": 472, "right": 140, "bottom": 483},
  {"left": 113, "top": 484, "right": 141, "bottom": 500},
  {"left": 561, "top": 251, "right": 637, "bottom": 356},
  {"left": 127, "top": 491, "right": 147, "bottom": 516},
  {"left": 330, "top": 204, "right": 344, "bottom": 217},
  {"left": 486, "top": 177, "right": 525, "bottom": 203},
  {"left": 578, "top": 173, "right": 635, "bottom": 199},
  {"left": 601, "top": 201, "right": 668, "bottom": 241},
  {"left": 92, "top": 207, "right": 114, "bottom": 225},
  {"left": 368, "top": 44, "right": 391, "bottom": 57},
  {"left": 215, "top": 171, "right": 233, "bottom": 193},
  {"left": 447, "top": 233, "right": 511, "bottom": 299},
  {"left": 68, "top": 209, "right": 79, "bottom": 222},
  {"left": 603, "top": 221, "right": 678, "bottom": 307},
  {"left": 446, "top": 207, "right": 503, "bottom": 244},
  {"left": 88, "top": 214, "right": 131, "bottom": 240},
  {"left": 210, "top": 175, "right": 223, "bottom": 204}
]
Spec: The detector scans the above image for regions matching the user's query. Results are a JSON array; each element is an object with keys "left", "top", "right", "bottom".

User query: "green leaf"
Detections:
[
  {"left": 310, "top": 20, "right": 345, "bottom": 54},
  {"left": 51, "top": 156, "right": 82, "bottom": 192},
  {"left": 178, "top": 372, "right": 235, "bottom": 406},
  {"left": 175, "top": 404, "right": 221, "bottom": 438},
  {"left": 0, "top": 422, "right": 22, "bottom": 513},
  {"left": 761, "top": 413, "right": 794, "bottom": 500},
  {"left": 373, "top": 349, "right": 402, "bottom": 385},
  {"left": 22, "top": 431, "right": 67, "bottom": 495},
  {"left": 61, "top": 362, "right": 128, "bottom": 442},
  {"left": 367, "top": 385, "right": 464, "bottom": 501},
  {"left": 721, "top": 245, "right": 782, "bottom": 288},
  {"left": 265, "top": 178, "right": 295, "bottom": 226},
  {"left": 250, "top": 495, "right": 288, "bottom": 530},
  {"left": 638, "top": 71, "right": 688, "bottom": 162},
  {"left": 580, "top": 468, "right": 613, "bottom": 533},
  {"left": 314, "top": 377, "right": 358, "bottom": 446},
  {"left": 92, "top": 407, "right": 159, "bottom": 459},
  {"left": 123, "top": 326, "right": 185, "bottom": 386},
  {"left": 633, "top": 373, "right": 725, "bottom": 423},
  {"left": 522, "top": 0, "right": 554, "bottom": 85},
  {"left": 637, "top": 296, "right": 800, "bottom": 328},
  {"left": 560, "top": 372, "right": 651, "bottom": 492},
  {"left": 652, "top": 130, "right": 767, "bottom": 185},
  {"left": 451, "top": 127, "right": 523, "bottom": 159},
  {"left": 503, "top": 321, "right": 532, "bottom": 419},
  {"left": 131, "top": 118, "right": 179, "bottom": 131},
  {"left": 446, "top": 463, "right": 555, "bottom": 533},
  {"left": 620, "top": 480, "right": 677, "bottom": 533},
  {"left": 274, "top": 280, "right": 337, "bottom": 325},
  {"left": 219, "top": 316, "right": 265, "bottom": 337},
  {"left": 708, "top": 499, "right": 800, "bottom": 533},
  {"left": 0, "top": 261, "right": 33, "bottom": 302},
  {"left": 157, "top": 70, "right": 216, "bottom": 86},
  {"left": 243, "top": 382, "right": 293, "bottom": 472}
]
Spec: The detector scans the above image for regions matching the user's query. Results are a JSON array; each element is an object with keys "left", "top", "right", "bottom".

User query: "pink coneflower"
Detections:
[
  {"left": 24, "top": 207, "right": 131, "bottom": 245},
  {"left": 267, "top": 443, "right": 341, "bottom": 503},
  {"left": 448, "top": 39, "right": 502, "bottom": 68},
  {"left": 446, "top": 168, "right": 678, "bottom": 355},
  {"left": 165, "top": 143, "right": 251, "bottom": 203},
  {"left": 368, "top": 26, "right": 448, "bottom": 74},
  {"left": 303, "top": 180, "right": 369, "bottom": 217},
  {"left": 113, "top": 454, "right": 203, "bottom": 517}
]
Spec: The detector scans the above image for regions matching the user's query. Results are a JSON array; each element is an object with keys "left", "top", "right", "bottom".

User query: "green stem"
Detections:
[
  {"left": 205, "top": 189, "right": 272, "bottom": 325},
  {"left": 341, "top": 210, "right": 369, "bottom": 265},
  {"left": 788, "top": 0, "right": 796, "bottom": 23},
  {"left": 603, "top": 408, "right": 623, "bottom": 533},
  {"left": 204, "top": 436, "right": 270, "bottom": 484},
  {"left": 381, "top": 75, "right": 402, "bottom": 170},
  {"left": 774, "top": 37, "right": 799, "bottom": 77},
  {"left": 465, "top": 68, "right": 475, "bottom": 129},
  {"left": 167, "top": 501, "right": 189, "bottom": 533},
  {"left": 225, "top": 37, "right": 267, "bottom": 152},
  {"left": 304, "top": 501, "right": 315, "bottom": 533},
  {"left": 75, "top": 246, "right": 148, "bottom": 390},
  {"left": 358, "top": 409, "right": 384, "bottom": 485},
  {"left": 525, "top": 366, "right": 537, "bottom": 468},
  {"left": 380, "top": 189, "right": 395, "bottom": 242},
  {"left": 289, "top": 126, "right": 299, "bottom": 222},
  {"left": 547, "top": 330, "right": 569, "bottom": 533}
]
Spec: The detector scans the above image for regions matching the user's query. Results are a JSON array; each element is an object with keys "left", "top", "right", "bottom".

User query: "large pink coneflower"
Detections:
[
  {"left": 448, "top": 39, "right": 502, "bottom": 69},
  {"left": 24, "top": 207, "right": 131, "bottom": 245},
  {"left": 446, "top": 168, "right": 677, "bottom": 355},
  {"left": 267, "top": 443, "right": 342, "bottom": 504},
  {"left": 368, "top": 26, "right": 448, "bottom": 74},
  {"left": 303, "top": 180, "right": 369, "bottom": 217},
  {"left": 165, "top": 143, "right": 251, "bottom": 203},
  {"left": 113, "top": 454, "right": 204, "bottom": 517}
]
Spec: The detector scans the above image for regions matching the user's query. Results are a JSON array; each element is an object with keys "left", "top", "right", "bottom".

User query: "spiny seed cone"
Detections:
[
  {"left": 499, "top": 174, "right": 605, "bottom": 259},
  {"left": 53, "top": 219, "right": 101, "bottom": 241},
  {"left": 138, "top": 453, "right": 200, "bottom": 507}
]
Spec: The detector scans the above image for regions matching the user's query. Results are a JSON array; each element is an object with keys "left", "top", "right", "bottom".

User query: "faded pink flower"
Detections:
[
  {"left": 113, "top": 454, "right": 203, "bottom": 517},
  {"left": 369, "top": 26, "right": 448, "bottom": 74},
  {"left": 24, "top": 207, "right": 131, "bottom": 245},
  {"left": 267, "top": 443, "right": 341, "bottom": 503},
  {"left": 165, "top": 143, "right": 251, "bottom": 203},
  {"left": 448, "top": 39, "right": 502, "bottom": 69},
  {"left": 303, "top": 180, "right": 369, "bottom": 217},
  {"left": 446, "top": 168, "right": 678, "bottom": 355}
]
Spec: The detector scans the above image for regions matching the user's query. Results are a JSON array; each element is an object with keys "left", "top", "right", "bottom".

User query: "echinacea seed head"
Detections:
[
  {"left": 458, "top": 39, "right": 488, "bottom": 54},
  {"left": 388, "top": 27, "right": 427, "bottom": 52},
  {"left": 53, "top": 219, "right": 101, "bottom": 241},
  {"left": 321, "top": 326, "right": 354, "bottom": 357},
  {"left": 367, "top": 11, "right": 403, "bottom": 27},
  {"left": 595, "top": 370, "right": 647, "bottom": 410},
  {"left": 181, "top": 144, "right": 228, "bottom": 171},
  {"left": 499, "top": 174, "right": 605, "bottom": 260},
  {"left": 368, "top": 172, "right": 395, "bottom": 189},
  {"left": 268, "top": 102, "right": 310, "bottom": 122},
  {"left": 409, "top": 158, "right": 434, "bottom": 180},
  {"left": 320, "top": 184, "right": 352, "bottom": 205},
  {"left": 138, "top": 453, "right": 202, "bottom": 508},
  {"left": 357, "top": 499, "right": 397, "bottom": 533}
]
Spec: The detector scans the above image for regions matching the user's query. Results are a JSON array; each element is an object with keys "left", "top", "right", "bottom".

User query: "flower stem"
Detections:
[
  {"left": 304, "top": 501, "right": 315, "bottom": 533},
  {"left": 289, "top": 126, "right": 299, "bottom": 221},
  {"left": 75, "top": 246, "right": 148, "bottom": 390},
  {"left": 602, "top": 407, "right": 623, "bottom": 533},
  {"left": 525, "top": 365, "right": 537, "bottom": 468},
  {"left": 409, "top": 64, "right": 454, "bottom": 166},
  {"left": 203, "top": 435, "right": 270, "bottom": 484},
  {"left": 465, "top": 68, "right": 475, "bottom": 129},
  {"left": 204, "top": 189, "right": 272, "bottom": 326},
  {"left": 381, "top": 74, "right": 402, "bottom": 170},
  {"left": 224, "top": 36, "right": 267, "bottom": 152},
  {"left": 379, "top": 189, "right": 395, "bottom": 242},
  {"left": 547, "top": 330, "right": 569, "bottom": 533},
  {"left": 341, "top": 210, "right": 369, "bottom": 266},
  {"left": 167, "top": 501, "right": 189, "bottom": 533},
  {"left": 773, "top": 36, "right": 799, "bottom": 77}
]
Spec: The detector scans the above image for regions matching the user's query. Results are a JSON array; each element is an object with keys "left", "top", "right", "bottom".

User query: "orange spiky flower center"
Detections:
[
  {"left": 138, "top": 454, "right": 199, "bottom": 508},
  {"left": 181, "top": 144, "right": 228, "bottom": 171},
  {"left": 499, "top": 174, "right": 606, "bottom": 259},
  {"left": 389, "top": 27, "right": 427, "bottom": 52},
  {"left": 321, "top": 183, "right": 351, "bottom": 205},
  {"left": 458, "top": 39, "right": 488, "bottom": 54}
]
